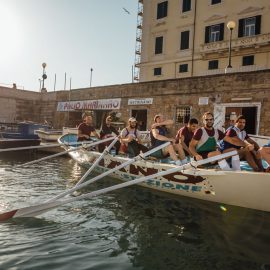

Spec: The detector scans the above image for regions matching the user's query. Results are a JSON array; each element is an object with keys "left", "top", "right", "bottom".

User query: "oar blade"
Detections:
[
  {"left": 0, "top": 209, "right": 18, "bottom": 222},
  {"left": 0, "top": 200, "right": 63, "bottom": 222}
]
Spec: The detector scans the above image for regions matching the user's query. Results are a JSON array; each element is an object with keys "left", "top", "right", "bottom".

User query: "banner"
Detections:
[{"left": 57, "top": 98, "right": 121, "bottom": 112}]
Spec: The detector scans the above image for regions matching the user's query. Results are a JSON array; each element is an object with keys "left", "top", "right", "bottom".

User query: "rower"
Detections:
[
  {"left": 175, "top": 118, "right": 198, "bottom": 160},
  {"left": 189, "top": 112, "right": 236, "bottom": 170},
  {"left": 150, "top": 114, "right": 186, "bottom": 165},
  {"left": 99, "top": 116, "right": 120, "bottom": 154},
  {"left": 120, "top": 117, "right": 148, "bottom": 157},
  {"left": 77, "top": 114, "right": 100, "bottom": 142},
  {"left": 220, "top": 115, "right": 264, "bottom": 172}
]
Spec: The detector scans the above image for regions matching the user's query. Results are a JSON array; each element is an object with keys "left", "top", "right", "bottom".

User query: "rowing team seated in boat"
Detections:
[{"left": 77, "top": 112, "right": 270, "bottom": 172}]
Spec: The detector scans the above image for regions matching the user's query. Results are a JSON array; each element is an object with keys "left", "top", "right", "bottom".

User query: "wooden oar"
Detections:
[
  {"left": 16, "top": 136, "right": 116, "bottom": 167},
  {"left": 0, "top": 140, "right": 95, "bottom": 153},
  {"left": 46, "top": 142, "right": 171, "bottom": 203},
  {"left": 0, "top": 150, "right": 237, "bottom": 221},
  {"left": 75, "top": 136, "right": 119, "bottom": 187}
]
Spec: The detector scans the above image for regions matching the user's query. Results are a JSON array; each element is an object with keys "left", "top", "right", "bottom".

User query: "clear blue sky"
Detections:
[{"left": 0, "top": 0, "right": 138, "bottom": 91}]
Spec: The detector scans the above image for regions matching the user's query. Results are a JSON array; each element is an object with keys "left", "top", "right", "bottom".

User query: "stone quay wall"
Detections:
[{"left": 1, "top": 69, "right": 270, "bottom": 135}]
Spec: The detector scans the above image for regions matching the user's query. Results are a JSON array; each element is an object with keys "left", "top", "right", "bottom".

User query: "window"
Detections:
[
  {"left": 176, "top": 107, "right": 191, "bottom": 124},
  {"left": 211, "top": 0, "right": 221, "bottom": 4},
  {"left": 154, "top": 67, "right": 162, "bottom": 76},
  {"left": 157, "top": 1, "right": 168, "bottom": 19},
  {"left": 205, "top": 23, "right": 224, "bottom": 43},
  {"left": 182, "top": 0, "right": 191, "bottom": 12},
  {"left": 155, "top": 36, "right": 163, "bottom": 54},
  {"left": 242, "top": 55, "right": 254, "bottom": 66},
  {"left": 179, "top": 64, "right": 188, "bottom": 73},
  {"left": 180, "top": 31, "right": 190, "bottom": 50},
  {"left": 238, "top": 16, "right": 261, "bottom": 37},
  {"left": 208, "top": 60, "right": 219, "bottom": 70}
]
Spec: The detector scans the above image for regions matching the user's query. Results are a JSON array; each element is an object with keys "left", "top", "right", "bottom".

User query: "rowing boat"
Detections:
[{"left": 59, "top": 134, "right": 270, "bottom": 213}]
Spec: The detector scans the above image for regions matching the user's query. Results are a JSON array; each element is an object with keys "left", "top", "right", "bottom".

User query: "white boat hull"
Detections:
[
  {"left": 36, "top": 130, "right": 62, "bottom": 142},
  {"left": 67, "top": 147, "right": 270, "bottom": 213}
]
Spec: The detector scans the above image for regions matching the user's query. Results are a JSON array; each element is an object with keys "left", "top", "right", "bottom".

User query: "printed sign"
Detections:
[
  {"left": 128, "top": 98, "right": 153, "bottom": 105},
  {"left": 198, "top": 97, "right": 209, "bottom": 105},
  {"left": 57, "top": 98, "right": 121, "bottom": 112}
]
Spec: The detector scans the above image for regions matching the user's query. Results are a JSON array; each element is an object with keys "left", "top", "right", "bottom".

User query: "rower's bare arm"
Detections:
[
  {"left": 180, "top": 136, "right": 191, "bottom": 155},
  {"left": 246, "top": 138, "right": 260, "bottom": 150},
  {"left": 224, "top": 136, "right": 245, "bottom": 147},
  {"left": 189, "top": 139, "right": 200, "bottom": 158},
  {"left": 93, "top": 130, "right": 100, "bottom": 139},
  {"left": 152, "top": 128, "right": 174, "bottom": 142},
  {"left": 151, "top": 120, "right": 174, "bottom": 129}
]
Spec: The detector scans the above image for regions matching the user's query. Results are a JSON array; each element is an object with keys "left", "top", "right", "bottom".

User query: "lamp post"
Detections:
[
  {"left": 38, "top": 79, "right": 42, "bottom": 91},
  {"left": 41, "top": 62, "right": 47, "bottom": 91},
  {"left": 226, "top": 21, "right": 236, "bottom": 69},
  {"left": 90, "top": 68, "right": 93, "bottom": 87}
]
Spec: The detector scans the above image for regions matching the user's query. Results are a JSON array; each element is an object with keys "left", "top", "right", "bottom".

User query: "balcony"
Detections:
[
  {"left": 200, "top": 33, "right": 270, "bottom": 55},
  {"left": 199, "top": 65, "right": 267, "bottom": 76}
]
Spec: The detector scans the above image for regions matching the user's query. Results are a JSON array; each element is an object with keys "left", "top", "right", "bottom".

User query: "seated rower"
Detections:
[
  {"left": 120, "top": 117, "right": 148, "bottom": 157},
  {"left": 220, "top": 115, "right": 264, "bottom": 172},
  {"left": 150, "top": 114, "right": 186, "bottom": 165},
  {"left": 99, "top": 116, "right": 120, "bottom": 154},
  {"left": 189, "top": 112, "right": 237, "bottom": 171},
  {"left": 77, "top": 114, "right": 100, "bottom": 142},
  {"left": 175, "top": 118, "right": 198, "bottom": 160}
]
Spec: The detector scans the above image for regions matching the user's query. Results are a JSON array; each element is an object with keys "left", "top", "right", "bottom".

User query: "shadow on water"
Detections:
[{"left": 90, "top": 180, "right": 270, "bottom": 270}]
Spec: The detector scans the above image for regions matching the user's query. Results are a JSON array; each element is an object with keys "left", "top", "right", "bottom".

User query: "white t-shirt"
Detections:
[{"left": 120, "top": 128, "right": 141, "bottom": 140}]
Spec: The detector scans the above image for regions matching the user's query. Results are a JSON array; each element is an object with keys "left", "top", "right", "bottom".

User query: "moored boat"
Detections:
[
  {"left": 59, "top": 133, "right": 270, "bottom": 213},
  {"left": 0, "top": 122, "right": 49, "bottom": 140},
  {"left": 0, "top": 138, "right": 40, "bottom": 149},
  {"left": 36, "top": 129, "right": 62, "bottom": 142}
]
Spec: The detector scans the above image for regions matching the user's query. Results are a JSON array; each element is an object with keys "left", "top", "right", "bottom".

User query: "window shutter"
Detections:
[
  {"left": 219, "top": 23, "right": 224, "bottom": 41},
  {"left": 180, "top": 31, "right": 190, "bottom": 50},
  {"left": 155, "top": 36, "right": 163, "bottom": 54},
  {"left": 205, "top": 26, "right": 210, "bottom": 43},
  {"left": 255, "top": 15, "right": 261, "bottom": 35},
  {"left": 238, "top": 19, "right": 244, "bottom": 37}
]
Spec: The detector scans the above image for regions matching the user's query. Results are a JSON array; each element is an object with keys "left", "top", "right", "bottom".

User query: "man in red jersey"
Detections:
[
  {"left": 175, "top": 118, "right": 199, "bottom": 158},
  {"left": 77, "top": 114, "right": 99, "bottom": 142}
]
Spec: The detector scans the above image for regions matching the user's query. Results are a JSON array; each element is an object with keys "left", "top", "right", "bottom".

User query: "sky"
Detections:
[{"left": 0, "top": 0, "right": 138, "bottom": 91}]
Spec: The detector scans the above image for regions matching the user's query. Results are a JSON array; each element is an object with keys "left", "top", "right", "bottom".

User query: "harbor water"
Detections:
[{"left": 0, "top": 152, "right": 270, "bottom": 270}]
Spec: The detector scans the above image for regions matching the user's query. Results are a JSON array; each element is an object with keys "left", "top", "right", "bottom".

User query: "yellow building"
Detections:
[{"left": 134, "top": 0, "right": 270, "bottom": 82}]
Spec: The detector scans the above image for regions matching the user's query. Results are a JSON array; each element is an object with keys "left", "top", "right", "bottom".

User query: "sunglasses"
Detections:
[{"left": 205, "top": 118, "right": 214, "bottom": 121}]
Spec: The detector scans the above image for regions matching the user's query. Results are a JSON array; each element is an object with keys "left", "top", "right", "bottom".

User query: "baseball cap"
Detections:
[{"left": 128, "top": 117, "right": 137, "bottom": 122}]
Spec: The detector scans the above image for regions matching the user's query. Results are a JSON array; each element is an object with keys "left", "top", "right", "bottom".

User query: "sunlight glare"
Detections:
[{"left": 0, "top": 4, "right": 21, "bottom": 60}]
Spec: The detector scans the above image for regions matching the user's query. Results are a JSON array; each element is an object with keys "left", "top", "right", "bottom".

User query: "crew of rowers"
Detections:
[{"left": 77, "top": 112, "right": 270, "bottom": 172}]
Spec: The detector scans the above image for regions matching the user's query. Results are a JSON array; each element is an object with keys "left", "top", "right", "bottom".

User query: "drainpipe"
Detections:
[{"left": 191, "top": 0, "right": 197, "bottom": 77}]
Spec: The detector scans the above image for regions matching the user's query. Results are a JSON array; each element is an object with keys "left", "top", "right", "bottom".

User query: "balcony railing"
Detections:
[
  {"left": 200, "top": 33, "right": 270, "bottom": 54},
  {"left": 199, "top": 65, "right": 267, "bottom": 76}
]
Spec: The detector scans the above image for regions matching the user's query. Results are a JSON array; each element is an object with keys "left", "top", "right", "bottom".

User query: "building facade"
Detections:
[
  {"left": 136, "top": 0, "right": 270, "bottom": 82},
  {"left": 1, "top": 69, "right": 270, "bottom": 137}
]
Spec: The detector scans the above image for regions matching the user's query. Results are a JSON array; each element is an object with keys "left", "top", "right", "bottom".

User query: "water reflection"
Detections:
[{"left": 0, "top": 152, "right": 270, "bottom": 270}]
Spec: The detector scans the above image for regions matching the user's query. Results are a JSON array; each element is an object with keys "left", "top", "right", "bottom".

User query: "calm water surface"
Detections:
[{"left": 0, "top": 151, "right": 270, "bottom": 270}]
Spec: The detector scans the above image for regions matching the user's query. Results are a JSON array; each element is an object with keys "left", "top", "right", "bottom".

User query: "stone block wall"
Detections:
[{"left": 1, "top": 69, "right": 270, "bottom": 135}]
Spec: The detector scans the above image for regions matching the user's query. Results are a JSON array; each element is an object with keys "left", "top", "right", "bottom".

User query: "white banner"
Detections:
[
  {"left": 128, "top": 98, "right": 153, "bottom": 105},
  {"left": 57, "top": 98, "right": 121, "bottom": 112}
]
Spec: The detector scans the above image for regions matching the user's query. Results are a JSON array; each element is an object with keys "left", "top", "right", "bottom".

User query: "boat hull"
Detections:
[
  {"left": 0, "top": 138, "right": 40, "bottom": 149},
  {"left": 66, "top": 146, "right": 270, "bottom": 213},
  {"left": 36, "top": 130, "right": 62, "bottom": 142}
]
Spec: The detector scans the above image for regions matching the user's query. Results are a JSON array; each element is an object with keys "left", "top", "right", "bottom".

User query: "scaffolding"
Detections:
[{"left": 133, "top": 0, "right": 143, "bottom": 82}]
